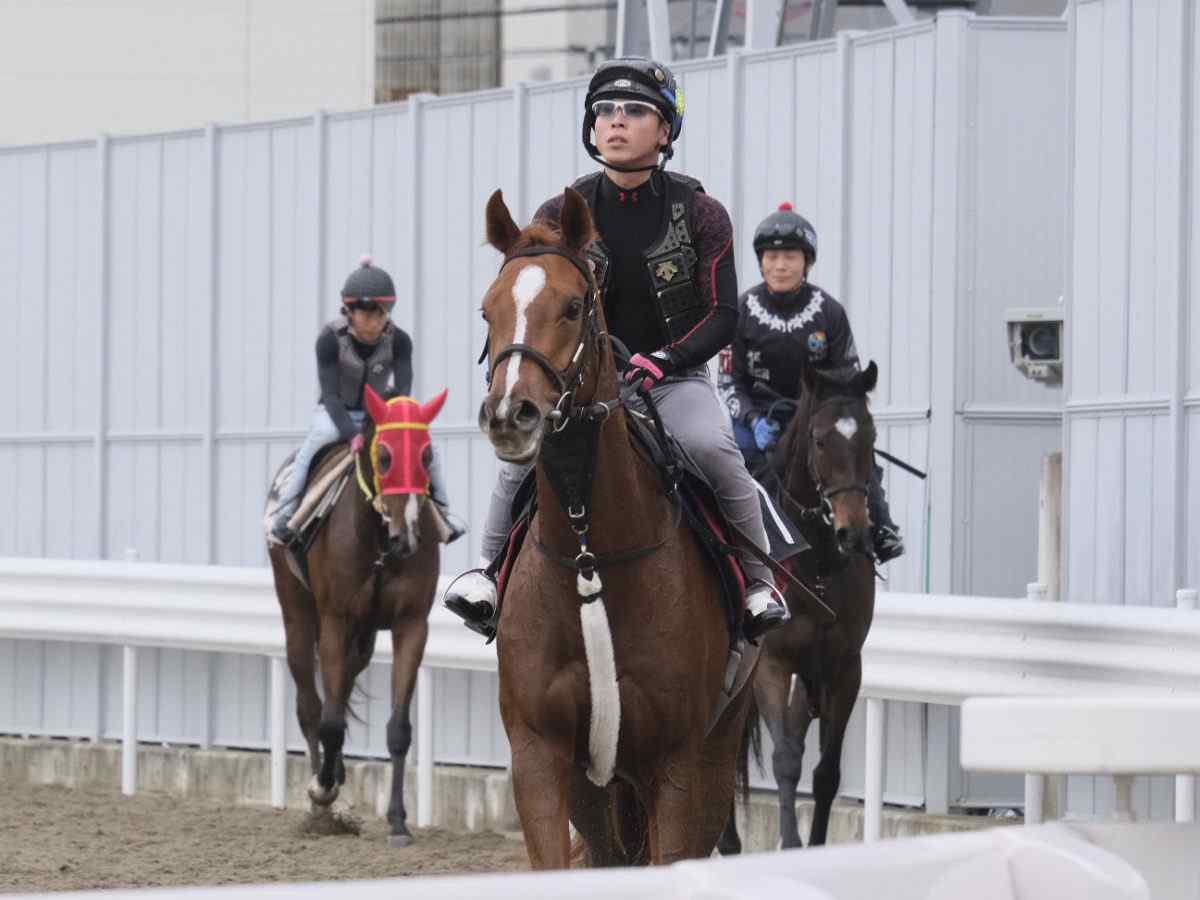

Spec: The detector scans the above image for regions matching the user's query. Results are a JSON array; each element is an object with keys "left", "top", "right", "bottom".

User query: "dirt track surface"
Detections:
[{"left": 0, "top": 782, "right": 528, "bottom": 892}]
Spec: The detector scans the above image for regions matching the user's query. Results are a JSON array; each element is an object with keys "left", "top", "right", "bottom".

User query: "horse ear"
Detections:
[
  {"left": 420, "top": 388, "right": 448, "bottom": 424},
  {"left": 364, "top": 384, "right": 388, "bottom": 424},
  {"left": 860, "top": 361, "right": 878, "bottom": 394},
  {"left": 486, "top": 189, "right": 521, "bottom": 256},
  {"left": 559, "top": 187, "right": 596, "bottom": 256}
]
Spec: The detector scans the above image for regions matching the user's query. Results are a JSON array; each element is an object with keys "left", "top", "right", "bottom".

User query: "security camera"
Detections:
[{"left": 1005, "top": 307, "right": 1063, "bottom": 384}]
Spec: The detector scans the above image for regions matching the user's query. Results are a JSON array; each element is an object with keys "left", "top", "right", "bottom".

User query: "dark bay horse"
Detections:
[
  {"left": 722, "top": 362, "right": 880, "bottom": 850},
  {"left": 478, "top": 187, "right": 755, "bottom": 868},
  {"left": 267, "top": 386, "right": 446, "bottom": 847}
]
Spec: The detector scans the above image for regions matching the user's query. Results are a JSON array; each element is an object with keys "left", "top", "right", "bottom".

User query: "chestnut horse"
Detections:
[
  {"left": 267, "top": 386, "right": 446, "bottom": 847},
  {"left": 478, "top": 187, "right": 755, "bottom": 868},
  {"left": 721, "top": 362, "right": 879, "bottom": 850}
]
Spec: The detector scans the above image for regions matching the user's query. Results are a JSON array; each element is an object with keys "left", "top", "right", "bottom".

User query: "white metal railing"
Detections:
[
  {"left": 0, "top": 557, "right": 1198, "bottom": 838},
  {"left": 0, "top": 557, "right": 493, "bottom": 825}
]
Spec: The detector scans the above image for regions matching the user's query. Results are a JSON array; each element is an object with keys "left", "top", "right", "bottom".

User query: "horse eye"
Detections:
[
  {"left": 565, "top": 299, "right": 583, "bottom": 321},
  {"left": 814, "top": 437, "right": 826, "bottom": 450},
  {"left": 377, "top": 444, "right": 392, "bottom": 473}
]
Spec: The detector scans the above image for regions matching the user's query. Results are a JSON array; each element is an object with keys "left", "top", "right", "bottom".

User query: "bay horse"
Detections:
[
  {"left": 721, "top": 361, "right": 879, "bottom": 850},
  {"left": 478, "top": 187, "right": 756, "bottom": 868},
  {"left": 267, "top": 385, "right": 447, "bottom": 847}
]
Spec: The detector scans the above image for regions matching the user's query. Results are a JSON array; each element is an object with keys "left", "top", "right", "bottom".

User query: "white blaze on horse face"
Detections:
[
  {"left": 497, "top": 264, "right": 547, "bottom": 418},
  {"left": 835, "top": 417, "right": 858, "bottom": 442},
  {"left": 404, "top": 494, "right": 420, "bottom": 536}
]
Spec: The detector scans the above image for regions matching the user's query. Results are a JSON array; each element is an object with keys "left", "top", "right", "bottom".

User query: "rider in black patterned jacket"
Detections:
[{"left": 727, "top": 204, "right": 904, "bottom": 563}]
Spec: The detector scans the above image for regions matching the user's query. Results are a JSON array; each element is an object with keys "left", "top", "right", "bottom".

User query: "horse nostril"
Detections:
[
  {"left": 511, "top": 399, "right": 541, "bottom": 431},
  {"left": 836, "top": 527, "right": 850, "bottom": 545}
]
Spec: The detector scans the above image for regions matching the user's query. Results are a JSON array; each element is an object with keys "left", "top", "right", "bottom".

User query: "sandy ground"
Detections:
[{"left": 0, "top": 782, "right": 528, "bottom": 893}]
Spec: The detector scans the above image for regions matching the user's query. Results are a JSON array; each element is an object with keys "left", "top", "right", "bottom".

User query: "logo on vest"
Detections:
[
  {"left": 807, "top": 331, "right": 828, "bottom": 358},
  {"left": 655, "top": 259, "right": 679, "bottom": 282},
  {"left": 372, "top": 363, "right": 386, "bottom": 374}
]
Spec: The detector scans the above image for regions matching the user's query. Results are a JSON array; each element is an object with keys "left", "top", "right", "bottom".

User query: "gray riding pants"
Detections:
[{"left": 480, "top": 369, "right": 773, "bottom": 584}]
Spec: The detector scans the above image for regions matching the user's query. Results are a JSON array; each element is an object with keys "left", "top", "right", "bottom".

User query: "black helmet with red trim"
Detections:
[
  {"left": 341, "top": 255, "right": 396, "bottom": 312},
  {"left": 753, "top": 203, "right": 818, "bottom": 267}
]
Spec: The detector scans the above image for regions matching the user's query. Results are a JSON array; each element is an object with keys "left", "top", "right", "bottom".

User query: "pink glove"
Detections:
[
  {"left": 624, "top": 352, "right": 668, "bottom": 392},
  {"left": 350, "top": 433, "right": 366, "bottom": 454}
]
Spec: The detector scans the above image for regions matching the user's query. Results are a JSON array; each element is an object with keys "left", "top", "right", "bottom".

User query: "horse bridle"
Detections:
[
  {"left": 793, "top": 393, "right": 871, "bottom": 526},
  {"left": 482, "top": 245, "right": 608, "bottom": 433}
]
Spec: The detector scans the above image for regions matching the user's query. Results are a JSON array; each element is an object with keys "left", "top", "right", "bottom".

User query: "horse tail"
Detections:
[{"left": 736, "top": 692, "right": 762, "bottom": 805}]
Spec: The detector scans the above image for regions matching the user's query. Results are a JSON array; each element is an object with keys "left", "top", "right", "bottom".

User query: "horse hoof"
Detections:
[
  {"left": 389, "top": 833, "right": 413, "bottom": 849},
  {"left": 307, "top": 775, "right": 339, "bottom": 807}
]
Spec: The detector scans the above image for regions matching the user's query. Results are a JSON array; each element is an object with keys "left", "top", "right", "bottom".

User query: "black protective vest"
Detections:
[
  {"left": 573, "top": 171, "right": 708, "bottom": 343},
  {"left": 324, "top": 318, "right": 396, "bottom": 409}
]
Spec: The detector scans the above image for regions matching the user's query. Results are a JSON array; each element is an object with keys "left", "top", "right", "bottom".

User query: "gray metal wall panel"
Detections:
[
  {"left": 46, "top": 145, "right": 102, "bottom": 434},
  {"left": 525, "top": 83, "right": 592, "bottom": 213},
  {"left": 961, "top": 420, "right": 1062, "bottom": 598},
  {"left": 877, "top": 421, "right": 930, "bottom": 594},
  {"left": 967, "top": 26, "right": 1066, "bottom": 409},
  {"left": 1189, "top": 411, "right": 1200, "bottom": 587},
  {"left": 324, "top": 113, "right": 378, "bottom": 313},
  {"left": 670, "top": 60, "right": 735, "bottom": 234}
]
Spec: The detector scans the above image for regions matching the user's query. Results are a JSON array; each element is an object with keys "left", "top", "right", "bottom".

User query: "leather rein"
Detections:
[{"left": 483, "top": 244, "right": 665, "bottom": 582}]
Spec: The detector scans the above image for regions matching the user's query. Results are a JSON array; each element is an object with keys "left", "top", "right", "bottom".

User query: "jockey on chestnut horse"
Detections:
[
  {"left": 445, "top": 57, "right": 790, "bottom": 642},
  {"left": 442, "top": 57, "right": 834, "bottom": 869}
]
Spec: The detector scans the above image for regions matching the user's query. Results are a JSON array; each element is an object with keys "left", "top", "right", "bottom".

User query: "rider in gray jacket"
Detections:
[{"left": 269, "top": 257, "right": 463, "bottom": 546}]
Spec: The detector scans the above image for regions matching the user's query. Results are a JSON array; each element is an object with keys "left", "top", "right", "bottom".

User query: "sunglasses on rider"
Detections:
[{"left": 591, "top": 99, "right": 662, "bottom": 121}]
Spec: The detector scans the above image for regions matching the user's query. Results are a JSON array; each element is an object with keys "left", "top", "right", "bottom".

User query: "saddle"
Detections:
[
  {"left": 482, "top": 411, "right": 809, "bottom": 645},
  {"left": 263, "top": 445, "right": 355, "bottom": 588}
]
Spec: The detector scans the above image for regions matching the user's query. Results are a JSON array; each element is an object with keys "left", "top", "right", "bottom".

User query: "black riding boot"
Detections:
[{"left": 868, "top": 463, "right": 904, "bottom": 563}]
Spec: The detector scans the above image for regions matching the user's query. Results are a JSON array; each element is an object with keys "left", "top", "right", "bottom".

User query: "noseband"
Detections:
[{"left": 483, "top": 245, "right": 608, "bottom": 431}]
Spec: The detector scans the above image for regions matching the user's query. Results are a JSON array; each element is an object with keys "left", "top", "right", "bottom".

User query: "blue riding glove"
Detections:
[{"left": 753, "top": 416, "right": 781, "bottom": 452}]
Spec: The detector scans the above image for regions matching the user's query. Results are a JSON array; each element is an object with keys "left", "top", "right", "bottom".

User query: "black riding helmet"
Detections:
[
  {"left": 753, "top": 203, "right": 818, "bottom": 268},
  {"left": 581, "top": 57, "right": 685, "bottom": 173},
  {"left": 341, "top": 255, "right": 397, "bottom": 314}
]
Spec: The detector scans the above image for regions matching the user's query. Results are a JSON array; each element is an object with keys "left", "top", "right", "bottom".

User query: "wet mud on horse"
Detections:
[
  {"left": 267, "top": 387, "right": 446, "bottom": 847},
  {"left": 478, "top": 187, "right": 757, "bottom": 869},
  {"left": 721, "top": 362, "right": 880, "bottom": 850}
]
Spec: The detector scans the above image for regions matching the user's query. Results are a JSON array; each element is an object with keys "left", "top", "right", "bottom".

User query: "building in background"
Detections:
[
  {"left": 376, "top": 0, "right": 616, "bottom": 99},
  {"left": 377, "top": 0, "right": 1068, "bottom": 99},
  {"left": 0, "top": 0, "right": 374, "bottom": 146}
]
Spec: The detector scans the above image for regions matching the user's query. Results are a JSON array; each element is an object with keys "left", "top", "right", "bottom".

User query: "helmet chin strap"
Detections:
[{"left": 585, "top": 140, "right": 674, "bottom": 174}]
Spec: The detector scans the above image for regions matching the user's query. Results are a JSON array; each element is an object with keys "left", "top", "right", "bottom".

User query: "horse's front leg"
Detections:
[
  {"left": 385, "top": 614, "right": 428, "bottom": 847},
  {"left": 809, "top": 652, "right": 862, "bottom": 846},
  {"left": 510, "top": 725, "right": 573, "bottom": 869},
  {"left": 311, "top": 615, "right": 350, "bottom": 806}
]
